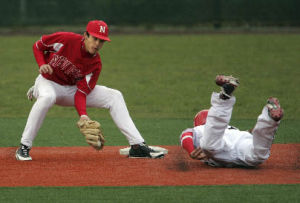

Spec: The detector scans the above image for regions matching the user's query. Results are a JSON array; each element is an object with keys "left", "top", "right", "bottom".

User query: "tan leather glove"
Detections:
[{"left": 77, "top": 119, "right": 105, "bottom": 150}]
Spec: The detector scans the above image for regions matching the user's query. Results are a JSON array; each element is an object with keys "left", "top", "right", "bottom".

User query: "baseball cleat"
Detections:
[
  {"left": 15, "top": 144, "right": 32, "bottom": 161},
  {"left": 215, "top": 75, "right": 240, "bottom": 87},
  {"left": 266, "top": 97, "right": 284, "bottom": 121},
  {"left": 120, "top": 146, "right": 168, "bottom": 155},
  {"left": 129, "top": 143, "right": 165, "bottom": 159},
  {"left": 215, "top": 75, "right": 239, "bottom": 99}
]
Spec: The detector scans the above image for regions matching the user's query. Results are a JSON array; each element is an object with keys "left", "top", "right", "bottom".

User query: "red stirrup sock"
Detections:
[{"left": 180, "top": 132, "right": 194, "bottom": 154}]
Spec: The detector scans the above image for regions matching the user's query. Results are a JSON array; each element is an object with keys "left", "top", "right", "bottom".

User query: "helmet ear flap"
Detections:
[{"left": 193, "top": 110, "right": 209, "bottom": 127}]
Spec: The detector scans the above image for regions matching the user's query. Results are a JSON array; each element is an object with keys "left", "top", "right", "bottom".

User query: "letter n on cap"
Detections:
[{"left": 100, "top": 26, "right": 105, "bottom": 33}]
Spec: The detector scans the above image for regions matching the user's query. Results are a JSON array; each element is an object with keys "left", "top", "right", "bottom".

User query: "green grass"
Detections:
[
  {"left": 1, "top": 185, "right": 299, "bottom": 203},
  {"left": 0, "top": 34, "right": 299, "bottom": 119},
  {"left": 0, "top": 33, "right": 299, "bottom": 202},
  {"left": 1, "top": 118, "right": 299, "bottom": 147}
]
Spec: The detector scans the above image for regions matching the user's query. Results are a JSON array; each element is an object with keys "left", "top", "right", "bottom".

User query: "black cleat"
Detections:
[
  {"left": 129, "top": 143, "right": 165, "bottom": 159},
  {"left": 15, "top": 144, "right": 32, "bottom": 161},
  {"left": 215, "top": 75, "right": 239, "bottom": 100}
]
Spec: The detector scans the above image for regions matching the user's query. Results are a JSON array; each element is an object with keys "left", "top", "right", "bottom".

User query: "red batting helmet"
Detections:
[
  {"left": 86, "top": 20, "right": 111, "bottom": 41},
  {"left": 193, "top": 109, "right": 209, "bottom": 127}
]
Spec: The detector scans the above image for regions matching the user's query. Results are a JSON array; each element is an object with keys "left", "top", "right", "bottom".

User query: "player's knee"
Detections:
[
  {"left": 105, "top": 89, "right": 125, "bottom": 109},
  {"left": 253, "top": 152, "right": 269, "bottom": 163},
  {"left": 245, "top": 156, "right": 265, "bottom": 166},
  {"left": 110, "top": 89, "right": 124, "bottom": 102},
  {"left": 37, "top": 93, "right": 56, "bottom": 108}
]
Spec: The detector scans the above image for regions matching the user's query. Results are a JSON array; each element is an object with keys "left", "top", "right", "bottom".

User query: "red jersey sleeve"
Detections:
[
  {"left": 74, "top": 90, "right": 87, "bottom": 116},
  {"left": 76, "top": 67, "right": 100, "bottom": 95},
  {"left": 74, "top": 64, "right": 101, "bottom": 116},
  {"left": 32, "top": 33, "right": 65, "bottom": 67},
  {"left": 87, "top": 67, "right": 101, "bottom": 91}
]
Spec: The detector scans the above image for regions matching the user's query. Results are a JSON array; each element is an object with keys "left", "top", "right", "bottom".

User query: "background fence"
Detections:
[{"left": 1, "top": 0, "right": 299, "bottom": 27}]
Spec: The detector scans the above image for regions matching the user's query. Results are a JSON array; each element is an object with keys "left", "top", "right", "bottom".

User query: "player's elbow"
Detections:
[{"left": 32, "top": 42, "right": 39, "bottom": 51}]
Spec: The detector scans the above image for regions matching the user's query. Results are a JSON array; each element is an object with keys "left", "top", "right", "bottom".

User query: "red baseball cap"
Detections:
[{"left": 86, "top": 20, "right": 111, "bottom": 41}]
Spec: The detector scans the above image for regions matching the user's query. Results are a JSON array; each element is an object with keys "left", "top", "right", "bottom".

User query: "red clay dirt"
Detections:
[{"left": 1, "top": 144, "right": 299, "bottom": 187}]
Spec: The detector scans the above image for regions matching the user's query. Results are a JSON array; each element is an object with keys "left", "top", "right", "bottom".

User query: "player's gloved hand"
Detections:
[
  {"left": 39, "top": 64, "right": 53, "bottom": 75},
  {"left": 77, "top": 117, "right": 105, "bottom": 150},
  {"left": 190, "top": 148, "right": 207, "bottom": 161},
  {"left": 27, "top": 86, "right": 35, "bottom": 101}
]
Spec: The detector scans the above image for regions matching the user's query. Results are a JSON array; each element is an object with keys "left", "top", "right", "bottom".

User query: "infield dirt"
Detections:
[{"left": 1, "top": 144, "right": 299, "bottom": 187}]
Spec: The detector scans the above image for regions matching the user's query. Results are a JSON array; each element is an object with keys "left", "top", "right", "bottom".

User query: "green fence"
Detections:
[{"left": 1, "top": 0, "right": 299, "bottom": 27}]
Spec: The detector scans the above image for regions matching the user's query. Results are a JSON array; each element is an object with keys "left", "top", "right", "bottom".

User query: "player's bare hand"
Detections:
[
  {"left": 39, "top": 64, "right": 53, "bottom": 75},
  {"left": 190, "top": 148, "right": 207, "bottom": 160}
]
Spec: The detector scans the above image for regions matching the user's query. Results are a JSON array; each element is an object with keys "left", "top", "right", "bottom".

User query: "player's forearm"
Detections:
[{"left": 74, "top": 90, "right": 87, "bottom": 116}]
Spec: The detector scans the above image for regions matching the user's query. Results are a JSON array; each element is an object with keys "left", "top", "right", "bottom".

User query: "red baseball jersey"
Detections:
[{"left": 33, "top": 32, "right": 102, "bottom": 116}]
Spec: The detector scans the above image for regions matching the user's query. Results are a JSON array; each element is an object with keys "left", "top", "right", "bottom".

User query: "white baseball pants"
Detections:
[
  {"left": 21, "top": 75, "right": 144, "bottom": 147},
  {"left": 198, "top": 92, "right": 280, "bottom": 167}
]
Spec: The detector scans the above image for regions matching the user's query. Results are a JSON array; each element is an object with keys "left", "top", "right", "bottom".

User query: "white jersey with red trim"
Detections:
[
  {"left": 190, "top": 92, "right": 279, "bottom": 167},
  {"left": 193, "top": 125, "right": 255, "bottom": 167}
]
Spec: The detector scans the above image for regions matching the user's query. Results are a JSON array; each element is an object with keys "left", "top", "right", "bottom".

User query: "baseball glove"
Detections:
[{"left": 77, "top": 119, "right": 105, "bottom": 150}]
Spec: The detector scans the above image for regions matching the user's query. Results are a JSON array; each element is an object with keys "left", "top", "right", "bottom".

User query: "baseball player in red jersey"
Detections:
[
  {"left": 16, "top": 20, "right": 164, "bottom": 161},
  {"left": 180, "top": 75, "right": 284, "bottom": 167}
]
